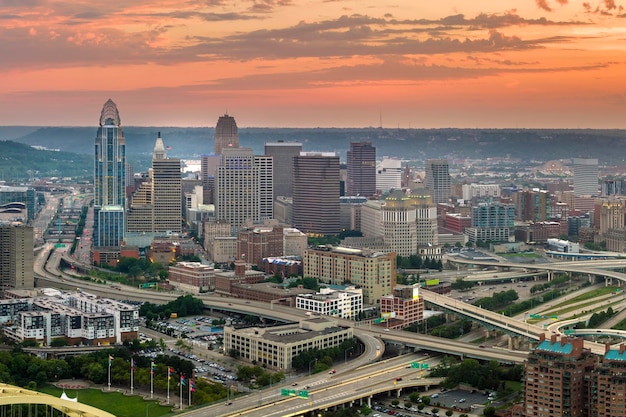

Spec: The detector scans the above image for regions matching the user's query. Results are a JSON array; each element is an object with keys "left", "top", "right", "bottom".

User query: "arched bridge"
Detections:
[{"left": 0, "top": 383, "right": 114, "bottom": 417}]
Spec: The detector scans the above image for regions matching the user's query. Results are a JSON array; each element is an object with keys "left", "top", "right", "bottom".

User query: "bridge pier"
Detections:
[
  {"left": 396, "top": 388, "right": 403, "bottom": 398},
  {"left": 547, "top": 271, "right": 553, "bottom": 282},
  {"left": 367, "top": 395, "right": 372, "bottom": 408},
  {"left": 606, "top": 277, "right": 613, "bottom": 286}
]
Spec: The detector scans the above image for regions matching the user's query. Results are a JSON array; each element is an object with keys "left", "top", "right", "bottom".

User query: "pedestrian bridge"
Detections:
[{"left": 0, "top": 383, "right": 114, "bottom": 417}]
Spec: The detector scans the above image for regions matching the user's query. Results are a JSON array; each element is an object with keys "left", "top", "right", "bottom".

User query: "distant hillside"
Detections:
[
  {"left": 0, "top": 140, "right": 92, "bottom": 181},
  {"left": 3, "top": 127, "right": 626, "bottom": 174}
]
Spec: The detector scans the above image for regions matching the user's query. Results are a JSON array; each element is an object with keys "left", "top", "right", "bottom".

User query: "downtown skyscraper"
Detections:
[
  {"left": 424, "top": 159, "right": 451, "bottom": 204},
  {"left": 346, "top": 141, "right": 376, "bottom": 197},
  {"left": 214, "top": 114, "right": 239, "bottom": 155},
  {"left": 93, "top": 99, "right": 126, "bottom": 247}
]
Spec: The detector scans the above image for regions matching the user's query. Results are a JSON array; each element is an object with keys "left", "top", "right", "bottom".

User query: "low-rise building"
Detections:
[
  {"left": 214, "top": 260, "right": 265, "bottom": 296},
  {"left": 296, "top": 286, "right": 363, "bottom": 320},
  {"left": 379, "top": 285, "right": 424, "bottom": 329},
  {"left": 168, "top": 261, "right": 216, "bottom": 294},
  {"left": 223, "top": 317, "right": 353, "bottom": 370}
]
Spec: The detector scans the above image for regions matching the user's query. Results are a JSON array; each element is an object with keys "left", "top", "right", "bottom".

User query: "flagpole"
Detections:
[
  {"left": 188, "top": 379, "right": 191, "bottom": 407},
  {"left": 150, "top": 362, "right": 154, "bottom": 399},
  {"left": 108, "top": 356, "right": 111, "bottom": 391},
  {"left": 180, "top": 376, "right": 183, "bottom": 410},
  {"left": 167, "top": 368, "right": 170, "bottom": 405},
  {"left": 131, "top": 359, "right": 134, "bottom": 395}
]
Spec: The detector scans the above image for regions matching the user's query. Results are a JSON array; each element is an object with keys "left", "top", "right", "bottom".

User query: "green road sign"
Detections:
[
  {"left": 298, "top": 390, "right": 309, "bottom": 399},
  {"left": 373, "top": 318, "right": 385, "bottom": 324},
  {"left": 281, "top": 389, "right": 296, "bottom": 396},
  {"left": 530, "top": 314, "right": 541, "bottom": 319},
  {"left": 564, "top": 329, "right": 574, "bottom": 335},
  {"left": 54, "top": 243, "right": 66, "bottom": 248},
  {"left": 421, "top": 363, "right": 429, "bottom": 369},
  {"left": 410, "top": 362, "right": 419, "bottom": 368}
]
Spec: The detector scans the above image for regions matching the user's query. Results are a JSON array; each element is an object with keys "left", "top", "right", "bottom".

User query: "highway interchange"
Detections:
[{"left": 30, "top": 192, "right": 626, "bottom": 415}]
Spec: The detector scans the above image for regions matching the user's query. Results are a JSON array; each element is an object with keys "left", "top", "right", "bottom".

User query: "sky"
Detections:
[{"left": 0, "top": 0, "right": 625, "bottom": 128}]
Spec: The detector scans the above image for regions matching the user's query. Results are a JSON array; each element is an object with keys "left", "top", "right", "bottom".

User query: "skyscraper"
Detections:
[
  {"left": 573, "top": 157, "right": 599, "bottom": 196},
  {"left": 347, "top": 141, "right": 376, "bottom": 197},
  {"left": 293, "top": 152, "right": 340, "bottom": 235},
  {"left": 264, "top": 141, "right": 302, "bottom": 198},
  {"left": 215, "top": 147, "right": 260, "bottom": 234},
  {"left": 214, "top": 114, "right": 239, "bottom": 155},
  {"left": 0, "top": 223, "right": 34, "bottom": 290},
  {"left": 93, "top": 99, "right": 126, "bottom": 247},
  {"left": 152, "top": 134, "right": 182, "bottom": 234},
  {"left": 125, "top": 134, "right": 182, "bottom": 246},
  {"left": 424, "top": 159, "right": 451, "bottom": 204}
]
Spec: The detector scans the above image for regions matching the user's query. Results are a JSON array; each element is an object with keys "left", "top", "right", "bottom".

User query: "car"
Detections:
[
  {"left": 431, "top": 393, "right": 439, "bottom": 398},
  {"left": 395, "top": 377, "right": 403, "bottom": 381},
  {"left": 225, "top": 402, "right": 232, "bottom": 406},
  {"left": 328, "top": 369, "right": 336, "bottom": 374},
  {"left": 479, "top": 344, "right": 486, "bottom": 348},
  {"left": 459, "top": 398, "right": 466, "bottom": 403},
  {"left": 383, "top": 328, "right": 390, "bottom": 331},
  {"left": 292, "top": 383, "right": 298, "bottom": 386}
]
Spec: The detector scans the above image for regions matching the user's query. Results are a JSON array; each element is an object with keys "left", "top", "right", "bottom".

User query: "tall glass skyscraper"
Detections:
[
  {"left": 93, "top": 99, "right": 126, "bottom": 247},
  {"left": 425, "top": 159, "right": 451, "bottom": 204}
]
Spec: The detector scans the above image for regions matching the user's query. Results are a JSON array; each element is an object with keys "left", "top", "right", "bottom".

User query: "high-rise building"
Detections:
[
  {"left": 424, "top": 159, "right": 451, "bottom": 204},
  {"left": 293, "top": 152, "right": 340, "bottom": 236},
  {"left": 255, "top": 154, "right": 274, "bottom": 221},
  {"left": 347, "top": 141, "right": 376, "bottom": 197},
  {"left": 264, "top": 141, "right": 302, "bottom": 198},
  {"left": 152, "top": 135, "right": 182, "bottom": 234},
  {"left": 125, "top": 135, "right": 182, "bottom": 246},
  {"left": 200, "top": 154, "right": 220, "bottom": 204},
  {"left": 215, "top": 147, "right": 260, "bottom": 233},
  {"left": 465, "top": 201, "right": 515, "bottom": 243},
  {"left": 599, "top": 199, "right": 624, "bottom": 237},
  {"left": 573, "top": 157, "right": 599, "bottom": 196},
  {"left": 93, "top": 99, "right": 126, "bottom": 247},
  {"left": 524, "top": 334, "right": 595, "bottom": 417},
  {"left": 514, "top": 189, "right": 552, "bottom": 222},
  {"left": 214, "top": 114, "right": 239, "bottom": 155},
  {"left": 0, "top": 223, "right": 34, "bottom": 291},
  {"left": 376, "top": 158, "right": 402, "bottom": 192},
  {"left": 414, "top": 194, "right": 440, "bottom": 258}
]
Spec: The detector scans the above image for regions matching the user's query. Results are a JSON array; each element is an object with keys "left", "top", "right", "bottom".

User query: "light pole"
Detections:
[{"left": 308, "top": 359, "right": 317, "bottom": 376}]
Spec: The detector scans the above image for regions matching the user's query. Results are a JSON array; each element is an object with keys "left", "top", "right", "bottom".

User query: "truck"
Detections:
[{"left": 170, "top": 313, "right": 178, "bottom": 319}]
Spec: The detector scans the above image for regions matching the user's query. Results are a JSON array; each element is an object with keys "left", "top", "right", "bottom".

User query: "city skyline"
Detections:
[{"left": 1, "top": 1, "right": 625, "bottom": 128}]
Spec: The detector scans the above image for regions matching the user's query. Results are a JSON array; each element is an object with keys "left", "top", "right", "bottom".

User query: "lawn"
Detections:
[{"left": 39, "top": 385, "right": 174, "bottom": 417}]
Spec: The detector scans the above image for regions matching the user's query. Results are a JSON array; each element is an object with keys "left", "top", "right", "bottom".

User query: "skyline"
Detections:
[{"left": 1, "top": 1, "right": 625, "bottom": 128}]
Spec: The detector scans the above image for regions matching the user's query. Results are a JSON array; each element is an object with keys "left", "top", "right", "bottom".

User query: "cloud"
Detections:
[{"left": 536, "top": 0, "right": 553, "bottom": 12}]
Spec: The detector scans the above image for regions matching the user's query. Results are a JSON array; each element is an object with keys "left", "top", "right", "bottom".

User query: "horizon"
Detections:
[{"left": 1, "top": 1, "right": 625, "bottom": 129}]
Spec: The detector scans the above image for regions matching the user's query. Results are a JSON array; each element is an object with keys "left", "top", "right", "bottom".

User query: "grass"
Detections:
[
  {"left": 500, "top": 252, "right": 542, "bottom": 258},
  {"left": 39, "top": 385, "right": 173, "bottom": 417},
  {"left": 550, "top": 287, "right": 619, "bottom": 309}
]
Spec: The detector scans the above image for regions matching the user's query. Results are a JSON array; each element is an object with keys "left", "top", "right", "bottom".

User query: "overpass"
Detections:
[
  {"left": 447, "top": 256, "right": 626, "bottom": 285},
  {"left": 0, "top": 383, "right": 115, "bottom": 417}
]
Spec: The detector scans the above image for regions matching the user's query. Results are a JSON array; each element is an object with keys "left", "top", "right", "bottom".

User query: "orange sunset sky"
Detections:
[{"left": 0, "top": 0, "right": 625, "bottom": 128}]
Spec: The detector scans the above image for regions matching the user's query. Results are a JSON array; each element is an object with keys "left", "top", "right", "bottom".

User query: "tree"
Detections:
[
  {"left": 446, "top": 410, "right": 453, "bottom": 417},
  {"left": 483, "top": 407, "right": 496, "bottom": 417},
  {"left": 465, "top": 241, "right": 474, "bottom": 248}
]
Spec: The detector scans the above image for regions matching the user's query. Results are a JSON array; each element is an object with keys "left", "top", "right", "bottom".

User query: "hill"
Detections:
[{"left": 0, "top": 140, "right": 92, "bottom": 181}]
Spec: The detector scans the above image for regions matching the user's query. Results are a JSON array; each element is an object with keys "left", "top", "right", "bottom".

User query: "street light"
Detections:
[{"left": 308, "top": 359, "right": 318, "bottom": 376}]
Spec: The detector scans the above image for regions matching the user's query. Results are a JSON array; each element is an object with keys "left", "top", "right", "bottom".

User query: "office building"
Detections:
[
  {"left": 264, "top": 141, "right": 302, "bottom": 198},
  {"left": 255, "top": 154, "right": 274, "bottom": 220},
  {"left": 293, "top": 152, "right": 341, "bottom": 236},
  {"left": 151, "top": 135, "right": 182, "bottom": 234},
  {"left": 214, "top": 114, "right": 239, "bottom": 155},
  {"left": 599, "top": 199, "right": 624, "bottom": 237},
  {"left": 200, "top": 154, "right": 220, "bottom": 204},
  {"left": 303, "top": 246, "right": 395, "bottom": 305},
  {"left": 215, "top": 147, "right": 260, "bottom": 233},
  {"left": 125, "top": 135, "right": 182, "bottom": 246},
  {"left": 93, "top": 99, "right": 126, "bottom": 247},
  {"left": 223, "top": 317, "right": 353, "bottom": 370},
  {"left": 376, "top": 158, "right": 403, "bottom": 192},
  {"left": 414, "top": 194, "right": 440, "bottom": 258},
  {"left": 347, "top": 141, "right": 376, "bottom": 197},
  {"left": 0, "top": 223, "right": 34, "bottom": 292},
  {"left": 461, "top": 183, "right": 501, "bottom": 201},
  {"left": 602, "top": 178, "right": 626, "bottom": 196},
  {"left": 424, "top": 159, "right": 451, "bottom": 204},
  {"left": 296, "top": 286, "right": 363, "bottom": 320},
  {"left": 573, "top": 157, "right": 599, "bottom": 197},
  {"left": 237, "top": 220, "right": 284, "bottom": 267},
  {"left": 168, "top": 262, "right": 215, "bottom": 294},
  {"left": 361, "top": 190, "right": 418, "bottom": 257}
]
